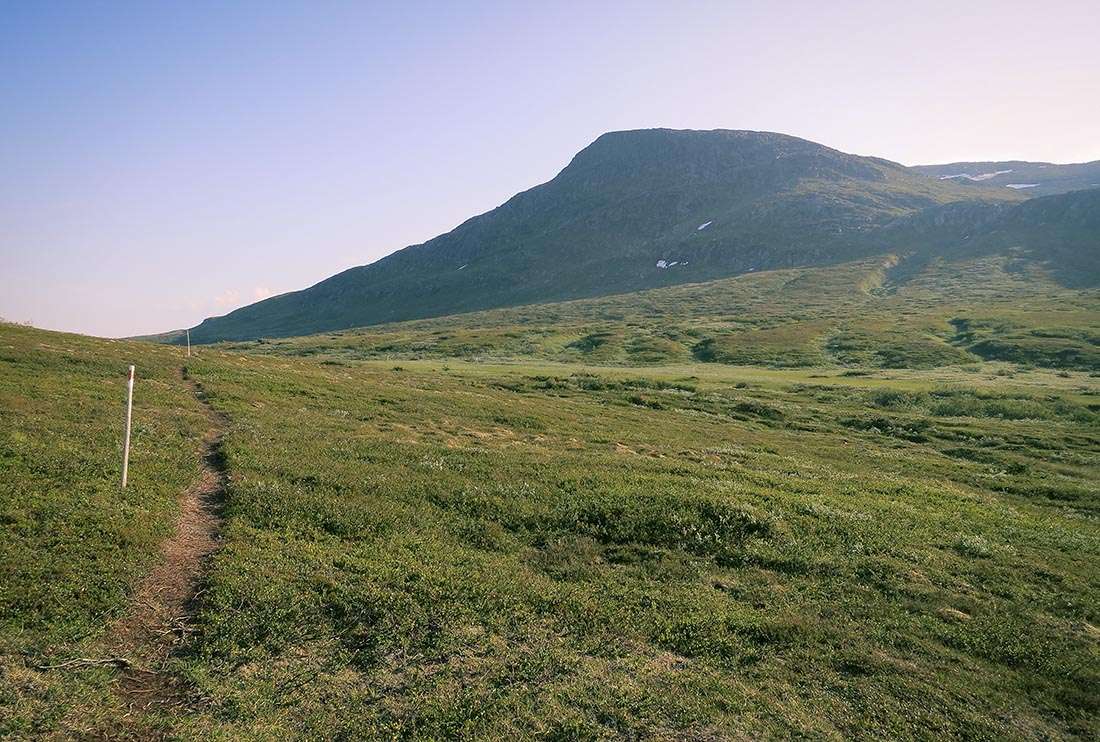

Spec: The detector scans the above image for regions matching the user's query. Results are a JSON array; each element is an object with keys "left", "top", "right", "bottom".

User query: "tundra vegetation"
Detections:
[{"left": 2, "top": 253, "right": 1098, "bottom": 738}]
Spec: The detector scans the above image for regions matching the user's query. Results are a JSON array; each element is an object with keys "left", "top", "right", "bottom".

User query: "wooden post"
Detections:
[
  {"left": 122, "top": 365, "right": 134, "bottom": 488},
  {"left": 186, "top": 328, "right": 191, "bottom": 357}
]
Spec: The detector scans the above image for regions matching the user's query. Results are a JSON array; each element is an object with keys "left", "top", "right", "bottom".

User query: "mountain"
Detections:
[
  {"left": 183, "top": 129, "right": 1037, "bottom": 344},
  {"left": 911, "top": 160, "right": 1100, "bottom": 197}
]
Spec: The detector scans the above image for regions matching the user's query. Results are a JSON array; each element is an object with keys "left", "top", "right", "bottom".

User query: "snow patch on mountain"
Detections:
[{"left": 940, "top": 169, "right": 1013, "bottom": 182}]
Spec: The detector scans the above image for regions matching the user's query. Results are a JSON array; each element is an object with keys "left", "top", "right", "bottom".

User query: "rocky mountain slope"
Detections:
[{"left": 180, "top": 129, "right": 1065, "bottom": 343}]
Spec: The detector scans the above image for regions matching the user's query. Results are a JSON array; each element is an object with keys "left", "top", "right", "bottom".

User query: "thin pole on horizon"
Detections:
[
  {"left": 186, "top": 329, "right": 191, "bottom": 358},
  {"left": 121, "top": 365, "right": 134, "bottom": 489}
]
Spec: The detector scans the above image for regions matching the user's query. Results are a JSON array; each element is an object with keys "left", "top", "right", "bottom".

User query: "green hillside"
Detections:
[
  {"left": 221, "top": 251, "right": 1100, "bottom": 373},
  {"left": 182, "top": 129, "right": 1025, "bottom": 343},
  {"left": 4, "top": 248, "right": 1099, "bottom": 736}
]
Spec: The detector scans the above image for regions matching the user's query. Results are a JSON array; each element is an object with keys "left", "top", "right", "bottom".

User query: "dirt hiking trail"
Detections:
[{"left": 102, "top": 368, "right": 228, "bottom": 728}]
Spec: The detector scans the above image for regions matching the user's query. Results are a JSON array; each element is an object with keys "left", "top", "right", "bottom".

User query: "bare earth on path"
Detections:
[{"left": 101, "top": 371, "right": 227, "bottom": 723}]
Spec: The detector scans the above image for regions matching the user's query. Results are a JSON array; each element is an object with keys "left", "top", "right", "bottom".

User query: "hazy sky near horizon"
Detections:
[{"left": 3, "top": 1, "right": 1098, "bottom": 337}]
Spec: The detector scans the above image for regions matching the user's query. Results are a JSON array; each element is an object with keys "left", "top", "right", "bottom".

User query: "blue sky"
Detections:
[{"left": 2, "top": 0, "right": 1098, "bottom": 336}]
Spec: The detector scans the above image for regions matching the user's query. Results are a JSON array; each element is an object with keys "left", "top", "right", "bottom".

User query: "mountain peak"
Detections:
[{"left": 561, "top": 128, "right": 904, "bottom": 191}]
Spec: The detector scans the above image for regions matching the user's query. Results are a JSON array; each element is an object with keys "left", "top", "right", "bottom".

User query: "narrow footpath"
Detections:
[{"left": 103, "top": 367, "right": 228, "bottom": 722}]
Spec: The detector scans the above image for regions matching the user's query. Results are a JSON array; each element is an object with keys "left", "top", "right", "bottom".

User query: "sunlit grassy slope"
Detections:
[
  {"left": 224, "top": 253, "right": 1100, "bottom": 372},
  {"left": 2, "top": 251, "right": 1098, "bottom": 737}
]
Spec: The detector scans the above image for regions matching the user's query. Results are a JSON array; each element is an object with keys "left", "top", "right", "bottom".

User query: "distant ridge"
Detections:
[{"left": 911, "top": 160, "right": 1100, "bottom": 198}]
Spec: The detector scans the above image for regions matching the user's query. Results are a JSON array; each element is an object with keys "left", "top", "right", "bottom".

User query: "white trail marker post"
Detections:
[
  {"left": 186, "top": 328, "right": 191, "bottom": 357},
  {"left": 122, "top": 365, "right": 135, "bottom": 488}
]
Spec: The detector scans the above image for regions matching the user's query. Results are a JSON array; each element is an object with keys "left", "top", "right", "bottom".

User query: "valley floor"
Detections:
[{"left": 2, "top": 256, "right": 1098, "bottom": 738}]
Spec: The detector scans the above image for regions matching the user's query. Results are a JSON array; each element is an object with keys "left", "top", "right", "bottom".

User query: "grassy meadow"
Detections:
[
  {"left": 1, "top": 253, "right": 1098, "bottom": 738},
  {"left": 0, "top": 325, "right": 210, "bottom": 735}
]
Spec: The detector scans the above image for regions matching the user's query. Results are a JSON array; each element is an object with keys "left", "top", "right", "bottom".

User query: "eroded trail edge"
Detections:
[{"left": 105, "top": 368, "right": 228, "bottom": 715}]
